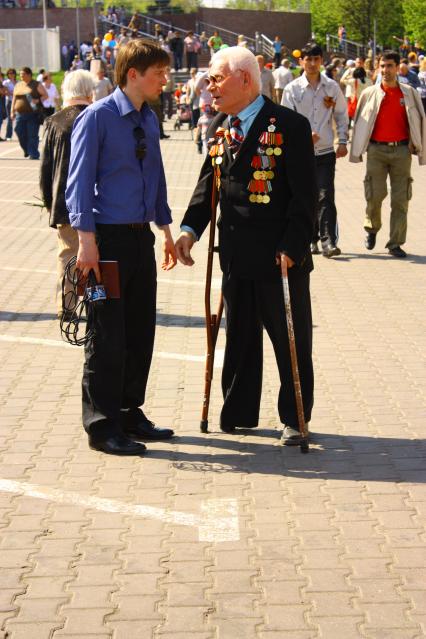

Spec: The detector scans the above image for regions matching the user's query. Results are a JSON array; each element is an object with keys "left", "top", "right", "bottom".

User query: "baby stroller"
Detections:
[{"left": 174, "top": 103, "right": 192, "bottom": 130}]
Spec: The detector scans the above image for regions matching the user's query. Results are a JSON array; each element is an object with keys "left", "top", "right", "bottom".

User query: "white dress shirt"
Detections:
[
  {"left": 282, "top": 73, "right": 349, "bottom": 156},
  {"left": 273, "top": 66, "right": 293, "bottom": 90}
]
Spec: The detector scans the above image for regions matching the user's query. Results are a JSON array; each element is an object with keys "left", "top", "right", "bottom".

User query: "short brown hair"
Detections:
[{"left": 114, "top": 39, "right": 170, "bottom": 88}]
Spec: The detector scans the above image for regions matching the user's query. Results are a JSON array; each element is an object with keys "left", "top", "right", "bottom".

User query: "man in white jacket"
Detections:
[
  {"left": 282, "top": 42, "right": 349, "bottom": 258},
  {"left": 350, "top": 50, "right": 425, "bottom": 258}
]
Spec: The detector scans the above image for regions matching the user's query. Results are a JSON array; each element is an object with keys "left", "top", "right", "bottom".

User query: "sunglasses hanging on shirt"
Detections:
[{"left": 133, "top": 126, "right": 147, "bottom": 160}]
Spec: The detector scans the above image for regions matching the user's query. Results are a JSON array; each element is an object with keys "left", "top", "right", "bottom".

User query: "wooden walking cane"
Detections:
[
  {"left": 200, "top": 160, "right": 224, "bottom": 434},
  {"left": 282, "top": 273, "right": 309, "bottom": 453}
]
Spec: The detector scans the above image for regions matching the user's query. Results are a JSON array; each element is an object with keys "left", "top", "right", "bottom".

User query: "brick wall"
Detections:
[
  {"left": 0, "top": 7, "right": 311, "bottom": 50},
  {"left": 0, "top": 8, "right": 97, "bottom": 45}
]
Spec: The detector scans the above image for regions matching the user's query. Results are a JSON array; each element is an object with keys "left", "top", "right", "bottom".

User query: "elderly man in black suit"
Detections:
[{"left": 175, "top": 46, "right": 317, "bottom": 446}]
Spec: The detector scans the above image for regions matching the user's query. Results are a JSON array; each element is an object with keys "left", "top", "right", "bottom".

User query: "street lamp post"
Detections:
[{"left": 76, "top": 0, "right": 81, "bottom": 56}]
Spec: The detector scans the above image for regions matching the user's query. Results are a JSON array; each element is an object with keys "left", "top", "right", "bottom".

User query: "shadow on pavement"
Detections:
[
  {"left": 147, "top": 432, "right": 426, "bottom": 483},
  {"left": 0, "top": 311, "right": 58, "bottom": 321},
  {"left": 330, "top": 252, "right": 426, "bottom": 265},
  {"left": 156, "top": 313, "right": 225, "bottom": 328}
]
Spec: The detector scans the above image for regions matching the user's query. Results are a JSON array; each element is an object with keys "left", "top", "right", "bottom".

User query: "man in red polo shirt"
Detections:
[{"left": 350, "top": 50, "right": 426, "bottom": 257}]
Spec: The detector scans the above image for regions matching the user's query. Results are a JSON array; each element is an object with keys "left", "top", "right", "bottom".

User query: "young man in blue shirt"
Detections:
[{"left": 66, "top": 39, "right": 177, "bottom": 455}]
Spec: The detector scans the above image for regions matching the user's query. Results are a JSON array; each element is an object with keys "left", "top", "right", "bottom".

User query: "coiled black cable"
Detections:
[{"left": 59, "top": 256, "right": 97, "bottom": 346}]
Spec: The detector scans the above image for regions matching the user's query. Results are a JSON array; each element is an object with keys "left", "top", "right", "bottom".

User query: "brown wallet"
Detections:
[{"left": 77, "top": 260, "right": 120, "bottom": 299}]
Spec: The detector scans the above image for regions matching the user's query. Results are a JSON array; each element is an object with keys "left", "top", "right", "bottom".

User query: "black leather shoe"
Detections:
[
  {"left": 388, "top": 246, "right": 407, "bottom": 258},
  {"left": 322, "top": 244, "right": 341, "bottom": 258},
  {"left": 123, "top": 409, "right": 174, "bottom": 440},
  {"left": 365, "top": 232, "right": 376, "bottom": 250},
  {"left": 310, "top": 242, "right": 320, "bottom": 255},
  {"left": 220, "top": 424, "right": 257, "bottom": 433},
  {"left": 220, "top": 424, "right": 236, "bottom": 433},
  {"left": 160, "top": 134, "right": 170, "bottom": 139},
  {"left": 89, "top": 434, "right": 146, "bottom": 455}
]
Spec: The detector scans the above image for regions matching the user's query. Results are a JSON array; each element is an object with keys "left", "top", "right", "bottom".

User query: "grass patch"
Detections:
[{"left": 51, "top": 70, "right": 65, "bottom": 94}]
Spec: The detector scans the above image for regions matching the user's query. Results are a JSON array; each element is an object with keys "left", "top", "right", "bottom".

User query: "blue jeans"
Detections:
[
  {"left": 15, "top": 112, "right": 41, "bottom": 159},
  {"left": 5, "top": 101, "right": 13, "bottom": 139}
]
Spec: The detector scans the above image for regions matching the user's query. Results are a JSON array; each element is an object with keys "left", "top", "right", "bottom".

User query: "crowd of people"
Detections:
[{"left": 1, "top": 34, "right": 425, "bottom": 454}]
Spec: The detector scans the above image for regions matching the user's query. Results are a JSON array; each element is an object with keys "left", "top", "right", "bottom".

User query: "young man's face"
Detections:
[
  {"left": 380, "top": 58, "right": 398, "bottom": 83},
  {"left": 302, "top": 55, "right": 322, "bottom": 75},
  {"left": 135, "top": 64, "right": 168, "bottom": 101}
]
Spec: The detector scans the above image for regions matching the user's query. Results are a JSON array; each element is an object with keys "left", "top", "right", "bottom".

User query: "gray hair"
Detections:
[
  {"left": 211, "top": 46, "right": 261, "bottom": 93},
  {"left": 62, "top": 69, "right": 94, "bottom": 102}
]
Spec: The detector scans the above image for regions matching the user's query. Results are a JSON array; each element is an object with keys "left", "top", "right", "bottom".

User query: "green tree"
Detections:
[
  {"left": 170, "top": 0, "right": 201, "bottom": 11},
  {"left": 403, "top": 0, "right": 426, "bottom": 46},
  {"left": 340, "top": 0, "right": 404, "bottom": 46},
  {"left": 310, "top": 0, "right": 342, "bottom": 45}
]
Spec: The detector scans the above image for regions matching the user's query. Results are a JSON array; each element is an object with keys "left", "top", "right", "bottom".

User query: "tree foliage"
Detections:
[
  {"left": 403, "top": 0, "right": 426, "bottom": 46},
  {"left": 226, "top": 0, "right": 420, "bottom": 48}
]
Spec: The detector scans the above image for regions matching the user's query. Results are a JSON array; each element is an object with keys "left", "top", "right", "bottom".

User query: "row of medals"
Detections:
[
  {"left": 249, "top": 120, "right": 283, "bottom": 204},
  {"left": 208, "top": 119, "right": 283, "bottom": 205}
]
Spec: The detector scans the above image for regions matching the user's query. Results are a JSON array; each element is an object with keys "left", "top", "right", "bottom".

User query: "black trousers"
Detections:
[
  {"left": 314, "top": 152, "right": 338, "bottom": 246},
  {"left": 220, "top": 268, "right": 314, "bottom": 431},
  {"left": 82, "top": 224, "right": 157, "bottom": 442}
]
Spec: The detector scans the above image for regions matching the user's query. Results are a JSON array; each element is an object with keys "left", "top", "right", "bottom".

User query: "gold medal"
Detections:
[
  {"left": 253, "top": 170, "right": 261, "bottom": 180},
  {"left": 256, "top": 194, "right": 263, "bottom": 203},
  {"left": 274, "top": 147, "right": 282, "bottom": 156},
  {"left": 267, "top": 171, "right": 274, "bottom": 179},
  {"left": 249, "top": 194, "right": 257, "bottom": 203},
  {"left": 266, "top": 147, "right": 274, "bottom": 156},
  {"left": 262, "top": 194, "right": 270, "bottom": 204}
]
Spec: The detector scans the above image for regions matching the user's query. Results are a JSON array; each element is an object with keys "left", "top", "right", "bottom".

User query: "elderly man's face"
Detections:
[{"left": 207, "top": 59, "right": 246, "bottom": 115}]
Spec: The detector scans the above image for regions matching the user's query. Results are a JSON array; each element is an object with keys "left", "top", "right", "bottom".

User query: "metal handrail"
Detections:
[
  {"left": 326, "top": 33, "right": 369, "bottom": 58},
  {"left": 135, "top": 15, "right": 189, "bottom": 37},
  {"left": 196, "top": 20, "right": 256, "bottom": 48},
  {"left": 99, "top": 17, "right": 152, "bottom": 39},
  {"left": 260, "top": 33, "right": 275, "bottom": 59}
]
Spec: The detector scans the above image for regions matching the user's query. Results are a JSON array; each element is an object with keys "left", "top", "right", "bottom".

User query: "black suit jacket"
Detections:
[{"left": 181, "top": 97, "right": 317, "bottom": 279}]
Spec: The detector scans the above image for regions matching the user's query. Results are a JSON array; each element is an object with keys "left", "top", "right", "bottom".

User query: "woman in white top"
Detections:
[
  {"left": 41, "top": 73, "right": 60, "bottom": 118},
  {"left": 346, "top": 67, "right": 372, "bottom": 128}
]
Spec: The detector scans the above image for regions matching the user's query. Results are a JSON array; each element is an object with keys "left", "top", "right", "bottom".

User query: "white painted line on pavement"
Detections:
[
  {"left": 0, "top": 479, "right": 239, "bottom": 542},
  {"left": 0, "top": 334, "right": 73, "bottom": 348},
  {"left": 0, "top": 266, "right": 55, "bottom": 275},
  {"left": 0, "top": 221, "right": 50, "bottom": 228},
  {"left": 0, "top": 180, "right": 38, "bottom": 184},
  {"left": 0, "top": 335, "right": 225, "bottom": 367},
  {"left": 0, "top": 147, "right": 21, "bottom": 158},
  {"left": 159, "top": 276, "right": 222, "bottom": 289},
  {"left": 0, "top": 166, "right": 40, "bottom": 170},
  {"left": 0, "top": 268, "right": 222, "bottom": 289}
]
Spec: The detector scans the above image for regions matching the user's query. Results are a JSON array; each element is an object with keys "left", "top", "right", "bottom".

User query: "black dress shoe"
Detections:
[
  {"left": 388, "top": 246, "right": 407, "bottom": 258},
  {"left": 89, "top": 434, "right": 146, "bottom": 456},
  {"left": 160, "top": 134, "right": 170, "bottom": 139},
  {"left": 220, "top": 424, "right": 236, "bottom": 433},
  {"left": 365, "top": 232, "right": 376, "bottom": 250},
  {"left": 122, "top": 409, "right": 174, "bottom": 440},
  {"left": 220, "top": 424, "right": 257, "bottom": 433},
  {"left": 322, "top": 244, "right": 341, "bottom": 258},
  {"left": 310, "top": 242, "right": 320, "bottom": 255}
]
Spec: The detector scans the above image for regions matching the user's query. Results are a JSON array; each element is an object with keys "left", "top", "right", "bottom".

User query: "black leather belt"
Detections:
[{"left": 370, "top": 139, "right": 409, "bottom": 146}]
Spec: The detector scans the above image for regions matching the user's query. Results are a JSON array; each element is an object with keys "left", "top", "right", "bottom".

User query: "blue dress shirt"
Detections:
[
  {"left": 181, "top": 95, "right": 265, "bottom": 239},
  {"left": 66, "top": 87, "right": 172, "bottom": 232}
]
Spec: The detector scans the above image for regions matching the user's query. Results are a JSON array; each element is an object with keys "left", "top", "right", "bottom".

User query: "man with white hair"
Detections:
[
  {"left": 175, "top": 46, "right": 317, "bottom": 446},
  {"left": 40, "top": 70, "right": 95, "bottom": 319}
]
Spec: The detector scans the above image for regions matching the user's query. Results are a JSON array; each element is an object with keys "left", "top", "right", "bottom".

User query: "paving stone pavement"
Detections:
[{"left": 0, "top": 120, "right": 425, "bottom": 639}]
